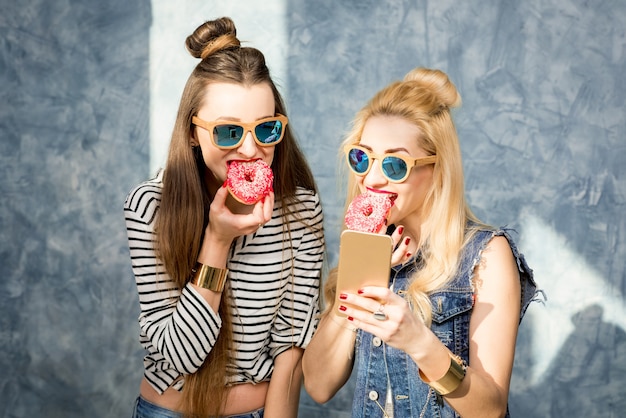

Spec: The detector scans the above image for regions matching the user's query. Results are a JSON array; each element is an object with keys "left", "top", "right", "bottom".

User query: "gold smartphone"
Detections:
[{"left": 336, "top": 230, "right": 393, "bottom": 313}]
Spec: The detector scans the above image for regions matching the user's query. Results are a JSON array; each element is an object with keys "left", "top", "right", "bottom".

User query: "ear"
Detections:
[{"left": 190, "top": 130, "right": 200, "bottom": 147}]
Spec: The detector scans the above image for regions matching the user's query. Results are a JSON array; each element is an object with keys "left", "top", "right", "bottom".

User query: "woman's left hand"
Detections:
[{"left": 389, "top": 225, "right": 414, "bottom": 267}]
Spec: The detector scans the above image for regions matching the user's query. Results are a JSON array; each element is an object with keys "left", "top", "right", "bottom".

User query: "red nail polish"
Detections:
[
  {"left": 406, "top": 252, "right": 411, "bottom": 258},
  {"left": 404, "top": 237, "right": 411, "bottom": 245},
  {"left": 339, "top": 293, "right": 347, "bottom": 300},
  {"left": 357, "top": 289, "right": 364, "bottom": 294},
  {"left": 397, "top": 226, "right": 404, "bottom": 235},
  {"left": 339, "top": 305, "right": 347, "bottom": 311},
  {"left": 347, "top": 316, "right": 354, "bottom": 321}
]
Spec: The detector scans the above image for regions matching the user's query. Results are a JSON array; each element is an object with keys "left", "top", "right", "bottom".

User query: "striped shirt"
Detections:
[{"left": 124, "top": 171, "right": 325, "bottom": 394}]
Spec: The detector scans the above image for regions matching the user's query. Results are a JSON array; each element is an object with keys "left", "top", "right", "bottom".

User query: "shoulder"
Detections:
[
  {"left": 472, "top": 235, "right": 521, "bottom": 319},
  {"left": 463, "top": 225, "right": 520, "bottom": 267},
  {"left": 493, "top": 228, "right": 538, "bottom": 317},
  {"left": 285, "top": 187, "right": 323, "bottom": 216},
  {"left": 470, "top": 228, "right": 521, "bottom": 308},
  {"left": 468, "top": 226, "right": 518, "bottom": 283},
  {"left": 465, "top": 225, "right": 538, "bottom": 320},
  {"left": 124, "top": 170, "right": 163, "bottom": 225},
  {"left": 480, "top": 235, "right": 516, "bottom": 268},
  {"left": 293, "top": 187, "right": 321, "bottom": 206}
]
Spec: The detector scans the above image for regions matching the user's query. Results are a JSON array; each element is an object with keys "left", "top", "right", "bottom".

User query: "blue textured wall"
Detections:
[
  {"left": 0, "top": 1, "right": 150, "bottom": 416},
  {"left": 286, "top": 1, "right": 626, "bottom": 417},
  {"left": 1, "top": 1, "right": 625, "bottom": 417}
]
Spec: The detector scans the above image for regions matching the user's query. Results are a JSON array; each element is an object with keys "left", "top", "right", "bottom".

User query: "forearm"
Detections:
[
  {"left": 191, "top": 229, "right": 233, "bottom": 312},
  {"left": 128, "top": 232, "right": 223, "bottom": 374},
  {"left": 302, "top": 313, "right": 356, "bottom": 403},
  {"left": 444, "top": 367, "right": 510, "bottom": 418},
  {"left": 140, "top": 285, "right": 222, "bottom": 375},
  {"left": 410, "top": 333, "right": 510, "bottom": 418},
  {"left": 264, "top": 348, "right": 304, "bottom": 418}
]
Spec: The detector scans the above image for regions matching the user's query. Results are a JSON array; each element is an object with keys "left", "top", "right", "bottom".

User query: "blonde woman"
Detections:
[
  {"left": 302, "top": 68, "right": 537, "bottom": 417},
  {"left": 125, "top": 17, "right": 324, "bottom": 418}
]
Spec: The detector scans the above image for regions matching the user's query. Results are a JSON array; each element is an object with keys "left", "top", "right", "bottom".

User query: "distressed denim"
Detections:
[
  {"left": 132, "top": 396, "right": 264, "bottom": 418},
  {"left": 352, "top": 228, "right": 537, "bottom": 418}
]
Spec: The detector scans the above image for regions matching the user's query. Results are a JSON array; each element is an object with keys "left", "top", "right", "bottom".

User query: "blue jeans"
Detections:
[{"left": 132, "top": 396, "right": 264, "bottom": 418}]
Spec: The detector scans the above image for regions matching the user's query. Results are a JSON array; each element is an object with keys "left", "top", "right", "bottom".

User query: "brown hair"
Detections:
[
  {"left": 154, "top": 17, "right": 320, "bottom": 417},
  {"left": 324, "top": 68, "right": 485, "bottom": 324}
]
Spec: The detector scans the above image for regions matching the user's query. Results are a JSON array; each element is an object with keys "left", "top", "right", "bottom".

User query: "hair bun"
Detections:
[
  {"left": 185, "top": 17, "right": 241, "bottom": 60},
  {"left": 404, "top": 67, "right": 462, "bottom": 109}
]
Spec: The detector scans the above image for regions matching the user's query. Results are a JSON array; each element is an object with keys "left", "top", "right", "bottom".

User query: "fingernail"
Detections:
[
  {"left": 406, "top": 252, "right": 411, "bottom": 258},
  {"left": 357, "top": 289, "right": 364, "bottom": 294},
  {"left": 347, "top": 316, "right": 354, "bottom": 321},
  {"left": 339, "top": 305, "right": 347, "bottom": 311},
  {"left": 339, "top": 293, "right": 347, "bottom": 300},
  {"left": 404, "top": 237, "right": 411, "bottom": 245},
  {"left": 397, "top": 226, "right": 404, "bottom": 235}
]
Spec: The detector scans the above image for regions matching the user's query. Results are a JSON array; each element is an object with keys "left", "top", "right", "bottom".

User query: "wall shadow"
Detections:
[{"left": 511, "top": 304, "right": 626, "bottom": 416}]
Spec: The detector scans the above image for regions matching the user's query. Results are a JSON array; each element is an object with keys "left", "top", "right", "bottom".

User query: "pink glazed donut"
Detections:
[
  {"left": 226, "top": 160, "right": 274, "bottom": 205},
  {"left": 344, "top": 191, "right": 395, "bottom": 233}
]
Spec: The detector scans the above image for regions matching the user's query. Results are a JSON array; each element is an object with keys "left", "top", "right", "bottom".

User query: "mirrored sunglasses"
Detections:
[
  {"left": 192, "top": 114, "right": 288, "bottom": 149},
  {"left": 344, "top": 144, "right": 437, "bottom": 183}
]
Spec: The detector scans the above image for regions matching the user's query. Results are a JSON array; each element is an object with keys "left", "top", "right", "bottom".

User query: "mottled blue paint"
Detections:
[
  {"left": 286, "top": 1, "right": 626, "bottom": 417},
  {"left": 0, "top": 1, "right": 151, "bottom": 416},
  {"left": 1, "top": 0, "right": 625, "bottom": 417}
]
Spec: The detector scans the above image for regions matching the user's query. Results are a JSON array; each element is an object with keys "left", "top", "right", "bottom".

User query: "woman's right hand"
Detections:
[
  {"left": 195, "top": 186, "right": 273, "bottom": 271},
  {"left": 205, "top": 185, "right": 274, "bottom": 245}
]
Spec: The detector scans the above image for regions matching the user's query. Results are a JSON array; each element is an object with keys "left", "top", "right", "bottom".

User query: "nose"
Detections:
[
  {"left": 236, "top": 130, "right": 258, "bottom": 158},
  {"left": 362, "top": 158, "right": 388, "bottom": 188}
]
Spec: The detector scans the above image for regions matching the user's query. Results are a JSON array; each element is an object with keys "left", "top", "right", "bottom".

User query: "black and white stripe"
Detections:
[{"left": 124, "top": 171, "right": 324, "bottom": 393}]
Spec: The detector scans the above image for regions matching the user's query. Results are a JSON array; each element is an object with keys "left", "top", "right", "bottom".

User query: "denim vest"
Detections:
[{"left": 352, "top": 228, "right": 537, "bottom": 418}]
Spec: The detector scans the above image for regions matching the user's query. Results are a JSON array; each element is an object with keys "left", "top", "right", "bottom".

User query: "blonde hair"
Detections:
[
  {"left": 325, "top": 67, "right": 484, "bottom": 324},
  {"left": 155, "top": 17, "right": 321, "bottom": 417}
]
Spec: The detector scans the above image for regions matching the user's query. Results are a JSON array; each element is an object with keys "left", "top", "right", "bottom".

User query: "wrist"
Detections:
[
  {"left": 328, "top": 313, "right": 358, "bottom": 333},
  {"left": 202, "top": 227, "right": 234, "bottom": 250},
  {"left": 419, "top": 350, "right": 467, "bottom": 396},
  {"left": 197, "top": 233, "right": 231, "bottom": 266},
  {"left": 190, "top": 262, "right": 228, "bottom": 292}
]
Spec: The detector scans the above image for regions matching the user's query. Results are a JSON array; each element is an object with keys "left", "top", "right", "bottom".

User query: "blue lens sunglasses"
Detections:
[
  {"left": 344, "top": 144, "right": 437, "bottom": 183},
  {"left": 192, "top": 114, "right": 288, "bottom": 149}
]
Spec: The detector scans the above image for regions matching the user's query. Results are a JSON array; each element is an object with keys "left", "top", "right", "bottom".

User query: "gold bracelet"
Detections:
[
  {"left": 190, "top": 262, "right": 228, "bottom": 292},
  {"left": 419, "top": 351, "right": 467, "bottom": 396}
]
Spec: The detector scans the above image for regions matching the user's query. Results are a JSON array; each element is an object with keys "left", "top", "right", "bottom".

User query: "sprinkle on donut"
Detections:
[
  {"left": 226, "top": 160, "right": 274, "bottom": 205},
  {"left": 344, "top": 191, "right": 395, "bottom": 233}
]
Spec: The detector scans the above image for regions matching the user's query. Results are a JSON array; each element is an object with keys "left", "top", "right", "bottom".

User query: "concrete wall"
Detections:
[
  {"left": 287, "top": 2, "right": 626, "bottom": 416},
  {"left": 1, "top": 0, "right": 624, "bottom": 417},
  {"left": 0, "top": 0, "right": 150, "bottom": 416}
]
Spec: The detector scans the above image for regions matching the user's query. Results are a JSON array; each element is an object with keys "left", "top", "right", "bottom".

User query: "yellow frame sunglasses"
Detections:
[
  {"left": 344, "top": 144, "right": 437, "bottom": 183},
  {"left": 192, "top": 114, "right": 288, "bottom": 149}
]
